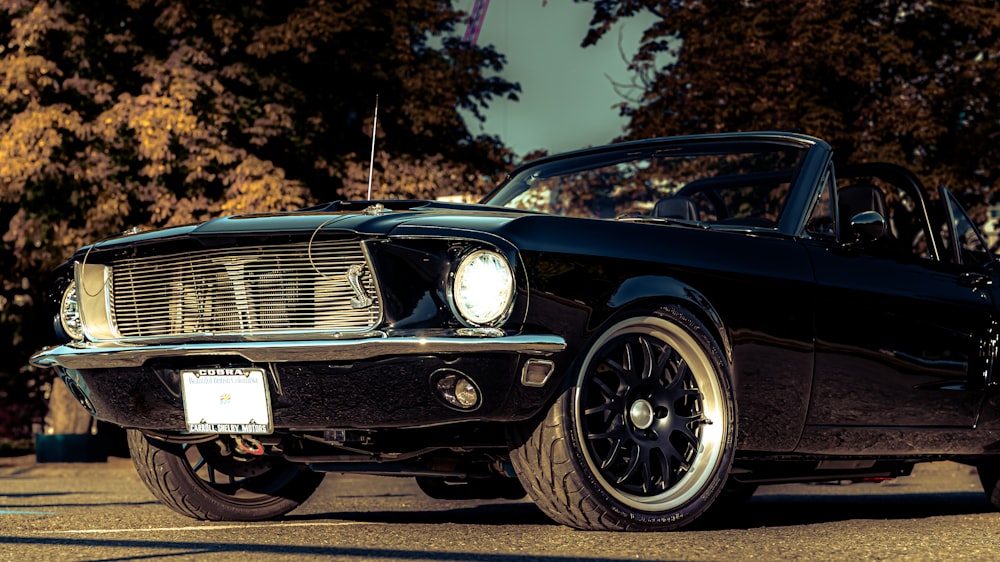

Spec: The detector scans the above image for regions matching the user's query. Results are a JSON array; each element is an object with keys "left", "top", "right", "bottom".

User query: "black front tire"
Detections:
[
  {"left": 127, "top": 430, "right": 324, "bottom": 521},
  {"left": 508, "top": 306, "right": 736, "bottom": 531}
]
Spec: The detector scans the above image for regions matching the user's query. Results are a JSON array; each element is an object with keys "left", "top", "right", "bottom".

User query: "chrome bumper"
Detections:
[{"left": 30, "top": 333, "right": 567, "bottom": 370}]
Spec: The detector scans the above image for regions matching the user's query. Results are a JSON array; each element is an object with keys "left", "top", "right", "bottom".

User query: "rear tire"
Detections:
[
  {"left": 508, "top": 306, "right": 736, "bottom": 531},
  {"left": 127, "top": 430, "right": 324, "bottom": 521}
]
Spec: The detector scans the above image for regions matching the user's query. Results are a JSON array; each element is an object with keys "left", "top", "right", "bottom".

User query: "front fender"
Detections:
[{"left": 608, "top": 275, "right": 732, "bottom": 365}]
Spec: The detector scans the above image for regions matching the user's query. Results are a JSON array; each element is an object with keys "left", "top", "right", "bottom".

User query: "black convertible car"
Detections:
[{"left": 31, "top": 131, "right": 1000, "bottom": 531}]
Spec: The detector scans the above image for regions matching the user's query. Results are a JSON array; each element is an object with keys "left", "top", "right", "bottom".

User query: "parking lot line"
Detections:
[{"left": 49, "top": 520, "right": 380, "bottom": 534}]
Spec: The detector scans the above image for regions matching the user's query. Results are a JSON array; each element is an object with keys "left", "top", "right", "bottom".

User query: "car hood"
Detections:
[
  {"left": 77, "top": 200, "right": 537, "bottom": 252},
  {"left": 194, "top": 200, "right": 535, "bottom": 235},
  {"left": 71, "top": 199, "right": 784, "bottom": 264}
]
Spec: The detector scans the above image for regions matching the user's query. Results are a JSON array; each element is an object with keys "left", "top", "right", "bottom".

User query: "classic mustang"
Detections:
[{"left": 31, "top": 131, "right": 1000, "bottom": 531}]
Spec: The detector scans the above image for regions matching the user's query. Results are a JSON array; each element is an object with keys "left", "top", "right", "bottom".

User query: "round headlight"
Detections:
[
  {"left": 60, "top": 283, "right": 84, "bottom": 341},
  {"left": 452, "top": 249, "right": 515, "bottom": 326}
]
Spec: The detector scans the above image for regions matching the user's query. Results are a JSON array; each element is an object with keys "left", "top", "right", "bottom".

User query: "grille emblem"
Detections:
[{"left": 347, "top": 264, "right": 373, "bottom": 309}]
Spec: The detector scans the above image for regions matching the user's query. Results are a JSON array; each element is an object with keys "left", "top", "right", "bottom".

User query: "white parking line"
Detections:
[{"left": 50, "top": 520, "right": 379, "bottom": 534}]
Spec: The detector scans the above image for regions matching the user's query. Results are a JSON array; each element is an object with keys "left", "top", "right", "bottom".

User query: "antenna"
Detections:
[
  {"left": 367, "top": 95, "right": 379, "bottom": 201},
  {"left": 462, "top": 0, "right": 490, "bottom": 46}
]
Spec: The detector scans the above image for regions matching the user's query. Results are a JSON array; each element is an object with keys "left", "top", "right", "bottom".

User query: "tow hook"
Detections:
[{"left": 234, "top": 435, "right": 264, "bottom": 456}]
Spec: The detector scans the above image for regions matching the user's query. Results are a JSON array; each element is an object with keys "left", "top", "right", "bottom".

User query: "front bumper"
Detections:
[
  {"left": 32, "top": 332, "right": 567, "bottom": 432},
  {"left": 31, "top": 333, "right": 567, "bottom": 369}
]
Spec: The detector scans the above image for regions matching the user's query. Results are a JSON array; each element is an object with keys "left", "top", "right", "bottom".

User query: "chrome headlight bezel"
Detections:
[
  {"left": 450, "top": 249, "right": 515, "bottom": 328},
  {"left": 59, "top": 282, "right": 84, "bottom": 341}
]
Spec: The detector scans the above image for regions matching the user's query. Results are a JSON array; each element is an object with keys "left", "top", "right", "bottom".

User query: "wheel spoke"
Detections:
[
  {"left": 584, "top": 401, "right": 618, "bottom": 416},
  {"left": 588, "top": 430, "right": 615, "bottom": 441},
  {"left": 659, "top": 439, "right": 697, "bottom": 488},
  {"left": 600, "top": 438, "right": 625, "bottom": 469},
  {"left": 640, "top": 460, "right": 652, "bottom": 493},
  {"left": 617, "top": 442, "right": 642, "bottom": 484},
  {"left": 621, "top": 339, "right": 634, "bottom": 371},
  {"left": 608, "top": 341, "right": 642, "bottom": 387},
  {"left": 183, "top": 443, "right": 210, "bottom": 474},
  {"left": 652, "top": 346, "right": 673, "bottom": 384},
  {"left": 663, "top": 357, "right": 690, "bottom": 392},
  {"left": 652, "top": 385, "right": 701, "bottom": 411},
  {"left": 671, "top": 424, "right": 700, "bottom": 460},
  {"left": 653, "top": 448, "right": 671, "bottom": 491},
  {"left": 587, "top": 422, "right": 627, "bottom": 441},
  {"left": 637, "top": 336, "right": 656, "bottom": 381},
  {"left": 590, "top": 375, "right": 618, "bottom": 401}
]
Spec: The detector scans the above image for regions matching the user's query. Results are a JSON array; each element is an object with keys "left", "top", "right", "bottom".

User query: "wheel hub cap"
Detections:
[{"left": 629, "top": 399, "right": 655, "bottom": 430}]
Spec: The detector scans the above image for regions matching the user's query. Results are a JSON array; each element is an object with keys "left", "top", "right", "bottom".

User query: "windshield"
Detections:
[{"left": 484, "top": 142, "right": 808, "bottom": 229}]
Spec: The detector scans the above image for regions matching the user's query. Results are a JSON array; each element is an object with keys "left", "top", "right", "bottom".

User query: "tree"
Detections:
[
  {"left": 0, "top": 0, "right": 518, "bottom": 443},
  {"left": 579, "top": 0, "right": 1000, "bottom": 205}
]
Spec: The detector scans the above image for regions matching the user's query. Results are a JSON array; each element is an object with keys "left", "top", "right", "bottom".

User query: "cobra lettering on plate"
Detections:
[{"left": 180, "top": 368, "right": 272, "bottom": 434}]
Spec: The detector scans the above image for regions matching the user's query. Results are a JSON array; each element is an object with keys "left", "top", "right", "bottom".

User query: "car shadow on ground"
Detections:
[
  {"left": 288, "top": 501, "right": 557, "bottom": 527},
  {"left": 696, "top": 489, "right": 994, "bottom": 530},
  {"left": 286, "top": 490, "right": 995, "bottom": 530}
]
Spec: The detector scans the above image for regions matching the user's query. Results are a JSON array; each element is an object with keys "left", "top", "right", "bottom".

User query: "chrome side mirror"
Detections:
[{"left": 849, "top": 210, "right": 886, "bottom": 242}]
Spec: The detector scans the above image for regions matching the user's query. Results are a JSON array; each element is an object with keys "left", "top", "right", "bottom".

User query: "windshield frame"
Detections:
[{"left": 482, "top": 132, "right": 829, "bottom": 237}]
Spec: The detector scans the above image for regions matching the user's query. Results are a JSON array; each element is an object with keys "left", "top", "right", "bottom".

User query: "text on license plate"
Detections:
[{"left": 180, "top": 367, "right": 272, "bottom": 434}]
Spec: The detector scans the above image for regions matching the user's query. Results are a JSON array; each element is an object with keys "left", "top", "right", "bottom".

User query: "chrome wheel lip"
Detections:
[{"left": 573, "top": 315, "right": 729, "bottom": 513}]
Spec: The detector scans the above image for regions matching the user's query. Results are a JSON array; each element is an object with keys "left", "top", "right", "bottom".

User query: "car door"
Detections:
[{"left": 803, "top": 176, "right": 994, "bottom": 428}]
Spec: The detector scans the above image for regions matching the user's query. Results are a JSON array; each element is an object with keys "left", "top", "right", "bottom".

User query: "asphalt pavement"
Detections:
[{"left": 1, "top": 455, "right": 998, "bottom": 561}]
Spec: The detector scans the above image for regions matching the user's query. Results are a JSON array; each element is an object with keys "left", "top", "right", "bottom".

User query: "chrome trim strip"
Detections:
[{"left": 30, "top": 334, "right": 567, "bottom": 370}]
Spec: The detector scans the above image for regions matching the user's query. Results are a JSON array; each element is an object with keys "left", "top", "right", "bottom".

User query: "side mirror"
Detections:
[{"left": 849, "top": 211, "right": 886, "bottom": 242}]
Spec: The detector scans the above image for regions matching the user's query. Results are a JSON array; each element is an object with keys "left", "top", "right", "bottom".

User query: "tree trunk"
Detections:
[{"left": 44, "top": 380, "right": 93, "bottom": 434}]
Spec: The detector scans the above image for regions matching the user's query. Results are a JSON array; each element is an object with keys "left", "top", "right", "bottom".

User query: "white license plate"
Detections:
[{"left": 180, "top": 367, "right": 272, "bottom": 434}]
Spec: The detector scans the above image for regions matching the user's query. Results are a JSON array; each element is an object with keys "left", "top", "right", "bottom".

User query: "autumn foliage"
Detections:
[{"left": 582, "top": 0, "right": 1000, "bottom": 205}]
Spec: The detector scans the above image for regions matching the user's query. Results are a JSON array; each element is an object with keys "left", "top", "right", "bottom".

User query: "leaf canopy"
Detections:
[{"left": 581, "top": 0, "right": 1000, "bottom": 202}]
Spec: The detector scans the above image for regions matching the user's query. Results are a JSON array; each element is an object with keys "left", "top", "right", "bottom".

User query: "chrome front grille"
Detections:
[{"left": 109, "top": 240, "right": 380, "bottom": 338}]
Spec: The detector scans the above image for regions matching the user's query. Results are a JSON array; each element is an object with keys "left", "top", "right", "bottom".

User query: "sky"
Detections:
[{"left": 457, "top": 1, "right": 655, "bottom": 157}]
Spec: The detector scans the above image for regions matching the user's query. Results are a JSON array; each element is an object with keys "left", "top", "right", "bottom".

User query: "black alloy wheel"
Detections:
[
  {"left": 508, "top": 306, "right": 736, "bottom": 531},
  {"left": 576, "top": 317, "right": 726, "bottom": 508}
]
